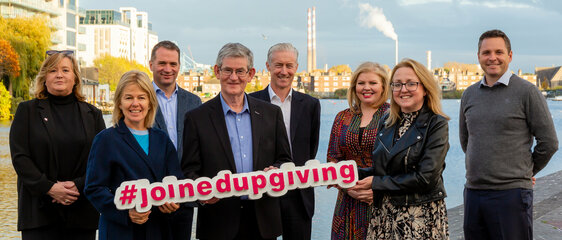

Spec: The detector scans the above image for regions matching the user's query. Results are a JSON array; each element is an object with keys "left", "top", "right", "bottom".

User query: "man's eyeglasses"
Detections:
[
  {"left": 220, "top": 68, "right": 249, "bottom": 78},
  {"left": 46, "top": 50, "right": 75, "bottom": 56},
  {"left": 390, "top": 82, "right": 420, "bottom": 92}
]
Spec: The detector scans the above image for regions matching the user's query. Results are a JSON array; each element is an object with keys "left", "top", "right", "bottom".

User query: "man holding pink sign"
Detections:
[{"left": 181, "top": 43, "right": 292, "bottom": 240}]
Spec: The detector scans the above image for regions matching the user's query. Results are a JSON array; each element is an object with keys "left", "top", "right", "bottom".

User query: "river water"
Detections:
[{"left": 1, "top": 99, "right": 561, "bottom": 239}]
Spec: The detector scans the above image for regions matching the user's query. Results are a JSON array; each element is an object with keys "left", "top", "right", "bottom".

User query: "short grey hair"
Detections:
[
  {"left": 215, "top": 43, "right": 254, "bottom": 70},
  {"left": 267, "top": 43, "right": 299, "bottom": 64}
]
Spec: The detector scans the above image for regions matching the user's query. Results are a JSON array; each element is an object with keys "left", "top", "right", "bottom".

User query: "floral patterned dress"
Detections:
[
  {"left": 366, "top": 111, "right": 449, "bottom": 240},
  {"left": 328, "top": 103, "right": 389, "bottom": 240}
]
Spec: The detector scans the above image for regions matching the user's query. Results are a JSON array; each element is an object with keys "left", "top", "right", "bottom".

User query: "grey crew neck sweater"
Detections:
[{"left": 460, "top": 75, "right": 558, "bottom": 190}]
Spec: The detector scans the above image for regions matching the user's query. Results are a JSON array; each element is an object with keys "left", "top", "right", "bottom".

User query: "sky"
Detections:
[{"left": 81, "top": 0, "right": 562, "bottom": 73}]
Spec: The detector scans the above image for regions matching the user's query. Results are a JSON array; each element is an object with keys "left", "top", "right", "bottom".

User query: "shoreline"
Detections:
[{"left": 447, "top": 170, "right": 562, "bottom": 239}]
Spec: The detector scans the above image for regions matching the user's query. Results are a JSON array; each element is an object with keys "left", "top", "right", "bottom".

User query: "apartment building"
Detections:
[
  {"left": 1, "top": 0, "right": 83, "bottom": 51},
  {"left": 78, "top": 7, "right": 158, "bottom": 67}
]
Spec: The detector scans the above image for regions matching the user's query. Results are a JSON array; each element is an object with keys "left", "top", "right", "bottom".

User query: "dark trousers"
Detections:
[
  {"left": 22, "top": 225, "right": 96, "bottom": 240},
  {"left": 280, "top": 191, "right": 312, "bottom": 240},
  {"left": 464, "top": 188, "right": 533, "bottom": 240},
  {"left": 171, "top": 206, "right": 194, "bottom": 240},
  {"left": 233, "top": 200, "right": 275, "bottom": 240}
]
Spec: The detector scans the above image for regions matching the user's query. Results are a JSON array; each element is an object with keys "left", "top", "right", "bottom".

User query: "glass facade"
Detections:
[{"left": 80, "top": 10, "right": 123, "bottom": 25}]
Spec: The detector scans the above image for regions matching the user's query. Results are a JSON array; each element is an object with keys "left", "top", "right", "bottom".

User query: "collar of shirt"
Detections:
[
  {"left": 220, "top": 92, "right": 250, "bottom": 116},
  {"left": 152, "top": 82, "right": 178, "bottom": 99},
  {"left": 480, "top": 70, "right": 512, "bottom": 87},
  {"left": 268, "top": 85, "right": 292, "bottom": 102}
]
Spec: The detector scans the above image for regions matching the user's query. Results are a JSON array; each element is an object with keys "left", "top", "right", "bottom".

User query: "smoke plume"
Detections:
[{"left": 358, "top": 3, "right": 397, "bottom": 41}]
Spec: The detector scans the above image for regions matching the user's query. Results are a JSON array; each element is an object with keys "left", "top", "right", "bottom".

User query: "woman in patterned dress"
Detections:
[
  {"left": 328, "top": 62, "right": 390, "bottom": 240},
  {"left": 350, "top": 58, "right": 450, "bottom": 240}
]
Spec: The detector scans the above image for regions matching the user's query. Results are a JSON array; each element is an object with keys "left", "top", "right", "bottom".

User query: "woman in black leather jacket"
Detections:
[{"left": 350, "top": 58, "right": 450, "bottom": 240}]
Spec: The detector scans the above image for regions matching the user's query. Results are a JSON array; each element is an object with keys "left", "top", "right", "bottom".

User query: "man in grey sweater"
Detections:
[{"left": 460, "top": 29, "right": 558, "bottom": 240}]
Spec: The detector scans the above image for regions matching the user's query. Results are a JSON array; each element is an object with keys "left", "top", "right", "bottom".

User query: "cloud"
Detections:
[
  {"left": 358, "top": 3, "right": 398, "bottom": 40},
  {"left": 398, "top": 0, "right": 452, "bottom": 6},
  {"left": 458, "top": 0, "right": 535, "bottom": 9}
]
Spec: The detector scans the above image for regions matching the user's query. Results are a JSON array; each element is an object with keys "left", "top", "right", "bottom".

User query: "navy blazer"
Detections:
[
  {"left": 85, "top": 119, "right": 185, "bottom": 240},
  {"left": 249, "top": 88, "right": 321, "bottom": 218},
  {"left": 153, "top": 86, "right": 202, "bottom": 160}
]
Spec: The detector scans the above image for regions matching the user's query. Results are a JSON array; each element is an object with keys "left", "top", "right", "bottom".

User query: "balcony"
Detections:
[{"left": 0, "top": 0, "right": 61, "bottom": 16}]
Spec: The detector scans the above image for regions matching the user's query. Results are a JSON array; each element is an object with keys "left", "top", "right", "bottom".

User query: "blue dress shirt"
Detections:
[
  {"left": 153, "top": 82, "right": 178, "bottom": 149},
  {"left": 220, "top": 93, "right": 253, "bottom": 174}
]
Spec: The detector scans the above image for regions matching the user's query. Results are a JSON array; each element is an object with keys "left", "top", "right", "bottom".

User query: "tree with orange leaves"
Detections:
[{"left": 0, "top": 38, "right": 21, "bottom": 82}]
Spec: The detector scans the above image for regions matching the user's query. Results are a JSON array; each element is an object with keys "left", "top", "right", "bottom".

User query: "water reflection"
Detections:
[{"left": 0, "top": 120, "right": 18, "bottom": 239}]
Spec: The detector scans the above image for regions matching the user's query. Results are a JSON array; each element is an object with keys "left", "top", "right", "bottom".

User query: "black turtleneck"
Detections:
[{"left": 47, "top": 93, "right": 86, "bottom": 181}]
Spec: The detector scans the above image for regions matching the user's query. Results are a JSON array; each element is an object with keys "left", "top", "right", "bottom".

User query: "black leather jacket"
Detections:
[{"left": 359, "top": 105, "right": 449, "bottom": 207}]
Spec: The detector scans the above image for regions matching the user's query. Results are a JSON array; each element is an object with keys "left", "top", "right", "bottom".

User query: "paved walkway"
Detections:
[{"left": 447, "top": 170, "right": 562, "bottom": 239}]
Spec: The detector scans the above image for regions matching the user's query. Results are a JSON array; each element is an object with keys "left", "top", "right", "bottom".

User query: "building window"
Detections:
[
  {"left": 333, "top": 82, "right": 339, "bottom": 86},
  {"left": 324, "top": 82, "right": 329, "bottom": 86},
  {"left": 324, "top": 77, "right": 329, "bottom": 80},
  {"left": 324, "top": 88, "right": 330, "bottom": 92},
  {"left": 66, "top": 31, "right": 76, "bottom": 46},
  {"left": 314, "top": 88, "right": 319, "bottom": 92},
  {"left": 314, "top": 82, "right": 319, "bottom": 86},
  {"left": 67, "top": 13, "right": 76, "bottom": 28}
]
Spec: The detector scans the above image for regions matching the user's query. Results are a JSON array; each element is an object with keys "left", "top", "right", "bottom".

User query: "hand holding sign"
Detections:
[{"left": 114, "top": 160, "right": 358, "bottom": 212}]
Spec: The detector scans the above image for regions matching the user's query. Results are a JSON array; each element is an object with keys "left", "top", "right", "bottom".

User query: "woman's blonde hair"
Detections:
[
  {"left": 112, "top": 70, "right": 158, "bottom": 128},
  {"left": 386, "top": 58, "right": 449, "bottom": 126},
  {"left": 33, "top": 53, "right": 85, "bottom": 101},
  {"left": 347, "top": 62, "right": 390, "bottom": 114}
]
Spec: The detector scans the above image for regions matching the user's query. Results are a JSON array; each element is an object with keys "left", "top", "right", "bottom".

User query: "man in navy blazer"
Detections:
[
  {"left": 182, "top": 43, "right": 292, "bottom": 240},
  {"left": 250, "top": 43, "right": 320, "bottom": 240},
  {"left": 150, "top": 40, "right": 201, "bottom": 240}
]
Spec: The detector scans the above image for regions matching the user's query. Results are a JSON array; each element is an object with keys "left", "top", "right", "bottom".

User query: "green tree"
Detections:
[
  {"left": 93, "top": 54, "right": 153, "bottom": 91},
  {"left": 334, "top": 88, "right": 348, "bottom": 99},
  {"left": 0, "top": 16, "right": 52, "bottom": 100},
  {"left": 0, "top": 83, "right": 11, "bottom": 120}
]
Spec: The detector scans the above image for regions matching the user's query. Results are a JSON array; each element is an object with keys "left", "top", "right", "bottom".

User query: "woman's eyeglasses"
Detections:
[
  {"left": 390, "top": 82, "right": 420, "bottom": 92},
  {"left": 46, "top": 50, "right": 75, "bottom": 56}
]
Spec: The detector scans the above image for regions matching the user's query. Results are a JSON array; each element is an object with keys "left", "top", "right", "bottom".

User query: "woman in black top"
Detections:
[
  {"left": 350, "top": 58, "right": 450, "bottom": 239},
  {"left": 10, "top": 51, "right": 106, "bottom": 240}
]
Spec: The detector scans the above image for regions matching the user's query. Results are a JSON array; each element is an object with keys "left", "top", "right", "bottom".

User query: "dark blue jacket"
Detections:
[{"left": 85, "top": 119, "right": 185, "bottom": 240}]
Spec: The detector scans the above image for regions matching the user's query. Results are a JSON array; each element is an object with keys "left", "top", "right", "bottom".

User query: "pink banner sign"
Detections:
[{"left": 114, "top": 160, "right": 358, "bottom": 212}]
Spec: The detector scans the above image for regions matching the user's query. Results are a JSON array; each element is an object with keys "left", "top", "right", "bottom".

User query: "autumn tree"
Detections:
[
  {"left": 244, "top": 77, "right": 263, "bottom": 93},
  {"left": 0, "top": 39, "right": 21, "bottom": 93},
  {"left": 93, "top": 54, "right": 153, "bottom": 91},
  {"left": 0, "top": 83, "right": 11, "bottom": 120},
  {"left": 0, "top": 16, "right": 52, "bottom": 100},
  {"left": 329, "top": 64, "right": 352, "bottom": 74}
]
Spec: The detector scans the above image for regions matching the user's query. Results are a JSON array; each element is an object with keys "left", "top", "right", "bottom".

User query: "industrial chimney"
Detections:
[
  {"left": 312, "top": 7, "right": 317, "bottom": 71},
  {"left": 307, "top": 7, "right": 317, "bottom": 72},
  {"left": 395, "top": 38, "right": 398, "bottom": 65},
  {"left": 307, "top": 8, "right": 312, "bottom": 73},
  {"left": 426, "top": 50, "right": 432, "bottom": 71}
]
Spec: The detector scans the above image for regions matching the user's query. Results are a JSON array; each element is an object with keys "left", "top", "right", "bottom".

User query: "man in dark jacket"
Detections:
[
  {"left": 182, "top": 43, "right": 292, "bottom": 240},
  {"left": 250, "top": 43, "right": 320, "bottom": 240}
]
